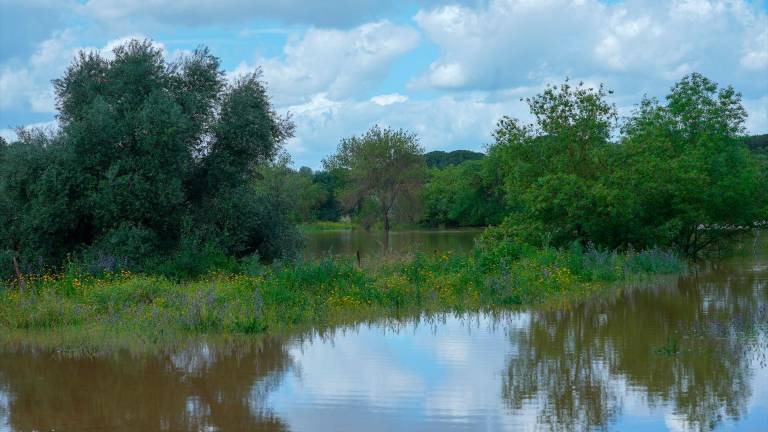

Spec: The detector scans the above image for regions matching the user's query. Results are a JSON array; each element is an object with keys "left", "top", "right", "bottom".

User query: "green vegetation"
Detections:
[
  {"left": 422, "top": 159, "right": 506, "bottom": 227},
  {"left": 323, "top": 125, "right": 428, "bottom": 235},
  {"left": 0, "top": 242, "right": 684, "bottom": 353},
  {"left": 298, "top": 221, "right": 356, "bottom": 232},
  {"left": 424, "top": 149, "right": 484, "bottom": 168},
  {"left": 484, "top": 74, "right": 766, "bottom": 256},
  {"left": 0, "top": 40, "right": 301, "bottom": 280},
  {"left": 1, "top": 40, "right": 766, "bottom": 352},
  {"left": 742, "top": 134, "right": 768, "bottom": 156}
]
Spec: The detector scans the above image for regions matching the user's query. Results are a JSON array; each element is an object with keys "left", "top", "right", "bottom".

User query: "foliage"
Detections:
[
  {"left": 485, "top": 74, "right": 766, "bottom": 256},
  {"left": 614, "top": 74, "right": 765, "bottom": 255},
  {"left": 424, "top": 149, "right": 484, "bottom": 168},
  {"left": 421, "top": 159, "right": 506, "bottom": 227},
  {"left": 742, "top": 134, "right": 768, "bottom": 156},
  {"left": 0, "top": 241, "right": 684, "bottom": 352},
  {"left": 0, "top": 39, "right": 299, "bottom": 275},
  {"left": 324, "top": 125, "right": 427, "bottom": 233}
]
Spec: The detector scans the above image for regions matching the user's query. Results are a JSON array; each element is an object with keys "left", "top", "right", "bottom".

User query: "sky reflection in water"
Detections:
[{"left": 0, "top": 250, "right": 766, "bottom": 431}]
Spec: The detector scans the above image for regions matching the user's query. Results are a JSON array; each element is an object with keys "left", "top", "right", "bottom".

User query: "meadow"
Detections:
[{"left": 0, "top": 242, "right": 684, "bottom": 354}]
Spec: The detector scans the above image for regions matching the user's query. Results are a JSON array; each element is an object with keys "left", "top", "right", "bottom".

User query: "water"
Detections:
[
  {"left": 302, "top": 228, "right": 483, "bottom": 260},
  {"left": 1, "top": 249, "right": 766, "bottom": 431}
]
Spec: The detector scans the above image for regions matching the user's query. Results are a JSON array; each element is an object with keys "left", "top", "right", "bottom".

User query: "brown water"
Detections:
[
  {"left": 302, "top": 228, "right": 483, "bottom": 260},
  {"left": 1, "top": 247, "right": 767, "bottom": 431}
]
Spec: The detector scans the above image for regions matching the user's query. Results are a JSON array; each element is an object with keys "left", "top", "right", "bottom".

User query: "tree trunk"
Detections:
[
  {"left": 383, "top": 212, "right": 390, "bottom": 251},
  {"left": 12, "top": 256, "right": 25, "bottom": 293}
]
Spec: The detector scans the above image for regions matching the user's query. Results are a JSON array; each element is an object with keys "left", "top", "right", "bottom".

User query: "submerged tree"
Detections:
[
  {"left": 324, "top": 126, "right": 426, "bottom": 242},
  {"left": 616, "top": 73, "right": 765, "bottom": 255},
  {"left": 484, "top": 74, "right": 766, "bottom": 256}
]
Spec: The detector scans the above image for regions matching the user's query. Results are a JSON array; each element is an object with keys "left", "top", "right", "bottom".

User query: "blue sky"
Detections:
[{"left": 1, "top": 0, "right": 766, "bottom": 168}]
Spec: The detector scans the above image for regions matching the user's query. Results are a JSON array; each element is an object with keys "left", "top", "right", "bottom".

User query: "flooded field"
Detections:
[
  {"left": 1, "top": 246, "right": 766, "bottom": 431},
  {"left": 303, "top": 228, "right": 483, "bottom": 260}
]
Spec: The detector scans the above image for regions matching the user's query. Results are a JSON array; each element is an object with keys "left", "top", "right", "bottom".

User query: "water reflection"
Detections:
[
  {"left": 502, "top": 258, "right": 767, "bottom": 431},
  {"left": 0, "top": 251, "right": 766, "bottom": 431},
  {"left": 0, "top": 339, "right": 292, "bottom": 431},
  {"left": 303, "top": 228, "right": 482, "bottom": 260}
]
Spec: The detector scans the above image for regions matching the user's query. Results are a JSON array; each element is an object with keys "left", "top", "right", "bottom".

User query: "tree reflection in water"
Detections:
[
  {"left": 502, "top": 260, "right": 767, "bottom": 431},
  {"left": 0, "top": 338, "right": 292, "bottom": 431}
]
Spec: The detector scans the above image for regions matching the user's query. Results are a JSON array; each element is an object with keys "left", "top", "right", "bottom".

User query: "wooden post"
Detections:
[
  {"left": 12, "top": 256, "right": 25, "bottom": 293},
  {"left": 356, "top": 250, "right": 361, "bottom": 267}
]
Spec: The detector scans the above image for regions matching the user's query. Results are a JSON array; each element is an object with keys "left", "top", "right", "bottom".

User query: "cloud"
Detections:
[
  {"left": 232, "top": 21, "right": 420, "bottom": 106},
  {"left": 0, "top": 0, "right": 74, "bottom": 61},
  {"left": 370, "top": 93, "right": 408, "bottom": 106},
  {"left": 412, "top": 0, "right": 768, "bottom": 97},
  {"left": 0, "top": 29, "right": 79, "bottom": 115},
  {"left": 79, "top": 0, "right": 401, "bottom": 28},
  {"left": 0, "top": 30, "right": 167, "bottom": 120},
  {"left": 283, "top": 90, "right": 534, "bottom": 168}
]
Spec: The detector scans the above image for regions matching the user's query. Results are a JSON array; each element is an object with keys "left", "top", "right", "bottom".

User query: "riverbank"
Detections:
[{"left": 0, "top": 243, "right": 685, "bottom": 354}]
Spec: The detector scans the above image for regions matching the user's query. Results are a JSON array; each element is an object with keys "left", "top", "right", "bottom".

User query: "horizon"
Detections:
[{"left": 1, "top": 0, "right": 767, "bottom": 169}]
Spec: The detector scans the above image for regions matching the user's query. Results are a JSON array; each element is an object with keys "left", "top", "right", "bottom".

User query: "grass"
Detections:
[{"left": 0, "top": 241, "right": 686, "bottom": 354}]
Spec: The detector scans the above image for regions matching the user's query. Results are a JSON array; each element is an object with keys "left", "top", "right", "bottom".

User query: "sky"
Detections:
[{"left": 1, "top": 0, "right": 766, "bottom": 169}]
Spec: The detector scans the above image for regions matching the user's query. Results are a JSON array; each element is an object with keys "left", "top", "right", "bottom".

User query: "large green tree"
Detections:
[
  {"left": 485, "top": 74, "right": 766, "bottom": 255},
  {"left": 615, "top": 73, "right": 765, "bottom": 255},
  {"left": 324, "top": 126, "right": 426, "bottom": 239},
  {"left": 488, "top": 80, "right": 620, "bottom": 247},
  {"left": 0, "top": 39, "right": 298, "bottom": 274}
]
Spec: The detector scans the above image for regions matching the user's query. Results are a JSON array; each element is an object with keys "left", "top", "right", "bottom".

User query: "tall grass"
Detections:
[{"left": 0, "top": 242, "right": 685, "bottom": 353}]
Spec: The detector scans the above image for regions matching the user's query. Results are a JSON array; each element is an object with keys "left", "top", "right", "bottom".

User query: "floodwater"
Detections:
[
  {"left": 1, "top": 246, "right": 767, "bottom": 431},
  {"left": 302, "top": 228, "right": 483, "bottom": 260}
]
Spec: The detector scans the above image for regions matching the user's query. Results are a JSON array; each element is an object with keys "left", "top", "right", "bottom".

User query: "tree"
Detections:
[
  {"left": 616, "top": 73, "right": 765, "bottom": 255},
  {"left": 487, "top": 80, "right": 619, "bottom": 247},
  {"left": 484, "top": 73, "right": 765, "bottom": 255},
  {"left": 0, "top": 39, "right": 298, "bottom": 274},
  {"left": 323, "top": 126, "right": 426, "bottom": 242},
  {"left": 422, "top": 159, "right": 506, "bottom": 227}
]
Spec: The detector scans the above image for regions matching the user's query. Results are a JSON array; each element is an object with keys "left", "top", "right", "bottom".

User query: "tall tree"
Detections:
[
  {"left": 0, "top": 39, "right": 298, "bottom": 273},
  {"left": 324, "top": 126, "right": 426, "bottom": 242}
]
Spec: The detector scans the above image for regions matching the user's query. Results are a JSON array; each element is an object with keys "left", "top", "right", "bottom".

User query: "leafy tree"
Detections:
[
  {"left": 616, "top": 73, "right": 765, "bottom": 255},
  {"left": 0, "top": 39, "right": 298, "bottom": 274},
  {"left": 311, "top": 169, "right": 346, "bottom": 221},
  {"left": 485, "top": 74, "right": 766, "bottom": 255},
  {"left": 488, "top": 80, "right": 619, "bottom": 246},
  {"left": 324, "top": 126, "right": 426, "bottom": 239},
  {"left": 422, "top": 159, "right": 505, "bottom": 227}
]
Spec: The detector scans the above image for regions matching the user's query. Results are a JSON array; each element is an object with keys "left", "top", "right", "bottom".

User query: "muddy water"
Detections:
[
  {"left": 1, "top": 248, "right": 766, "bottom": 431},
  {"left": 302, "top": 228, "right": 483, "bottom": 260}
]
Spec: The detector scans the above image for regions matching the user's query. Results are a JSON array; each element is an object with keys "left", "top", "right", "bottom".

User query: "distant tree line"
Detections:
[
  {"left": 288, "top": 74, "right": 767, "bottom": 256},
  {"left": 424, "top": 150, "right": 484, "bottom": 168}
]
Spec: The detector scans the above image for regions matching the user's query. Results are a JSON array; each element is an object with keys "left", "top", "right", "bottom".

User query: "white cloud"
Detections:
[
  {"left": 283, "top": 90, "right": 532, "bottom": 168},
  {"left": 413, "top": 0, "right": 767, "bottom": 98},
  {"left": 0, "top": 30, "right": 167, "bottom": 117},
  {"left": 79, "top": 0, "right": 401, "bottom": 28},
  {"left": 370, "top": 93, "right": 408, "bottom": 106},
  {"left": 740, "top": 26, "right": 768, "bottom": 70},
  {"left": 0, "top": 29, "right": 80, "bottom": 114},
  {"left": 232, "top": 21, "right": 419, "bottom": 107},
  {"left": 744, "top": 96, "right": 768, "bottom": 134}
]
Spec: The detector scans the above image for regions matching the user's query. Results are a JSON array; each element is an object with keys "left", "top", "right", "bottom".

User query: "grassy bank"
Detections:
[{"left": 0, "top": 243, "right": 684, "bottom": 354}]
